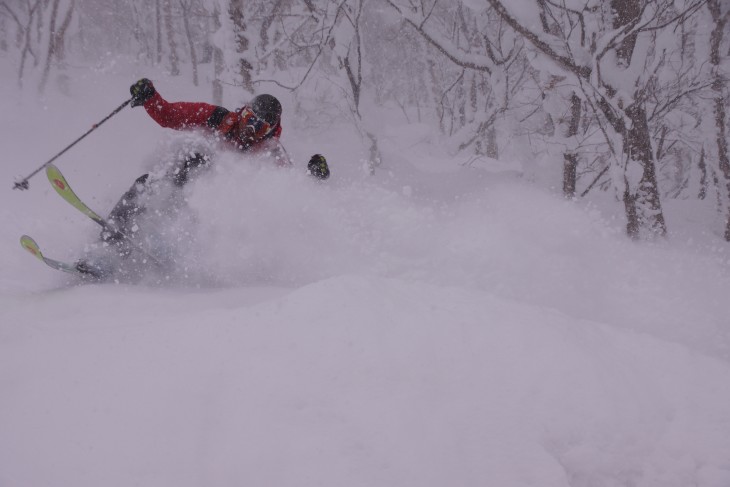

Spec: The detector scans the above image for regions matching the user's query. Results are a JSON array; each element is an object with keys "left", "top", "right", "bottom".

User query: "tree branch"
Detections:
[
  {"left": 485, "top": 0, "right": 591, "bottom": 79},
  {"left": 258, "top": 0, "right": 348, "bottom": 91},
  {"left": 0, "top": 1, "right": 22, "bottom": 29},
  {"left": 385, "top": 0, "right": 493, "bottom": 73}
]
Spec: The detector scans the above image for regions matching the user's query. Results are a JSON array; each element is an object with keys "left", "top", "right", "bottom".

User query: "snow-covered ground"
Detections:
[{"left": 2, "top": 64, "right": 730, "bottom": 487}]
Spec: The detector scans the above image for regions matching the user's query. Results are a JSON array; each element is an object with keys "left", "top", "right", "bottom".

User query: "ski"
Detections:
[
  {"left": 45, "top": 164, "right": 162, "bottom": 267},
  {"left": 20, "top": 235, "right": 87, "bottom": 276},
  {"left": 46, "top": 163, "right": 107, "bottom": 227}
]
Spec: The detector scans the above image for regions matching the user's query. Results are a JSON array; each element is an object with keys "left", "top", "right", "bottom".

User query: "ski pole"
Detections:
[
  {"left": 13, "top": 97, "right": 133, "bottom": 190},
  {"left": 275, "top": 140, "right": 295, "bottom": 166}
]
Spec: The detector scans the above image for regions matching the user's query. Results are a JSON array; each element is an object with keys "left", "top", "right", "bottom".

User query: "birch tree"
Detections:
[{"left": 2, "top": 0, "right": 43, "bottom": 88}]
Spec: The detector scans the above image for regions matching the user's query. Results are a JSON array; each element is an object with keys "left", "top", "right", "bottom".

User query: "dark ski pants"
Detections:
[{"left": 104, "top": 153, "right": 208, "bottom": 242}]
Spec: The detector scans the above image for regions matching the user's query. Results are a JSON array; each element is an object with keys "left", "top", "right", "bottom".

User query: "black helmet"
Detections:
[{"left": 251, "top": 94, "right": 282, "bottom": 126}]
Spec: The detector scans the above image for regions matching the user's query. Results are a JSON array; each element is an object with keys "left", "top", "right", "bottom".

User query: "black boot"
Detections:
[
  {"left": 74, "top": 258, "right": 113, "bottom": 279},
  {"left": 171, "top": 153, "right": 209, "bottom": 187}
]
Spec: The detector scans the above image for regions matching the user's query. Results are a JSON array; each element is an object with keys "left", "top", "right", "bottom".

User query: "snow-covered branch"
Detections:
[
  {"left": 485, "top": 0, "right": 591, "bottom": 79},
  {"left": 384, "top": 0, "right": 493, "bottom": 73}
]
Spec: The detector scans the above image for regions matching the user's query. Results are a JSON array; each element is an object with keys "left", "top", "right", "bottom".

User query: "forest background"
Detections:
[{"left": 2, "top": 0, "right": 729, "bottom": 242}]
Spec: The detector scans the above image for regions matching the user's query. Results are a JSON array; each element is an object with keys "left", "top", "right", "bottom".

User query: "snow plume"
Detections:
[
  {"left": 114, "top": 146, "right": 730, "bottom": 360},
  {"left": 180, "top": 153, "right": 394, "bottom": 286},
  {"left": 49, "top": 124, "right": 727, "bottom": 359}
]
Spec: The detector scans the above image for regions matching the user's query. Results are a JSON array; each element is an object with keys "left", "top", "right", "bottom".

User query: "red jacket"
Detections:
[{"left": 142, "top": 92, "right": 289, "bottom": 164}]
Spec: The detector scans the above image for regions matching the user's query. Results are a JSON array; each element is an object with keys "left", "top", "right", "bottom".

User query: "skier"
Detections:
[
  {"left": 130, "top": 78, "right": 291, "bottom": 171},
  {"left": 75, "top": 78, "right": 330, "bottom": 277}
]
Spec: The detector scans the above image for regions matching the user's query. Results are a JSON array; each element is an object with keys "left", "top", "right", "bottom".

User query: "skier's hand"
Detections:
[
  {"left": 307, "top": 154, "right": 330, "bottom": 180},
  {"left": 130, "top": 78, "right": 156, "bottom": 107}
]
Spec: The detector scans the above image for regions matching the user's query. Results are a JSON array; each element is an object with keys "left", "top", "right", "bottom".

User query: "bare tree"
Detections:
[
  {"left": 531, "top": 1, "right": 585, "bottom": 198},
  {"left": 708, "top": 0, "right": 730, "bottom": 240},
  {"left": 384, "top": 0, "right": 529, "bottom": 160},
  {"left": 333, "top": 0, "right": 382, "bottom": 173},
  {"left": 2, "top": 0, "right": 42, "bottom": 88},
  {"left": 38, "top": 0, "right": 75, "bottom": 93}
]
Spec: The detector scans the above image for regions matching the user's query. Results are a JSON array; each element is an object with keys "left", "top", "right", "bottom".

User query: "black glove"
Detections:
[
  {"left": 307, "top": 154, "right": 330, "bottom": 180},
  {"left": 130, "top": 78, "right": 156, "bottom": 107}
]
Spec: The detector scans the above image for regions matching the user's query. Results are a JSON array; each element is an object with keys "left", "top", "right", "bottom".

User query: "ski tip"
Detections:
[
  {"left": 20, "top": 234, "right": 38, "bottom": 248},
  {"left": 45, "top": 163, "right": 58, "bottom": 178},
  {"left": 46, "top": 164, "right": 68, "bottom": 192},
  {"left": 20, "top": 234, "right": 44, "bottom": 261}
]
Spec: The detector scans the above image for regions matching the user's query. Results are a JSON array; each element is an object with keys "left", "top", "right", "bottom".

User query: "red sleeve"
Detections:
[{"left": 143, "top": 92, "right": 218, "bottom": 130}]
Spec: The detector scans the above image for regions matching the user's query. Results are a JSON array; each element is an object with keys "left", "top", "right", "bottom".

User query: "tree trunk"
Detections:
[
  {"left": 53, "top": 0, "right": 73, "bottom": 65},
  {"left": 714, "top": 82, "right": 730, "bottom": 240},
  {"left": 610, "top": 0, "right": 667, "bottom": 239},
  {"left": 39, "top": 0, "right": 74, "bottom": 93},
  {"left": 163, "top": 0, "right": 179, "bottom": 76},
  {"left": 212, "top": 6, "right": 224, "bottom": 104},
  {"left": 486, "top": 126, "right": 498, "bottom": 159},
  {"left": 37, "top": 0, "right": 59, "bottom": 93},
  {"left": 180, "top": 0, "right": 198, "bottom": 86},
  {"left": 366, "top": 131, "right": 382, "bottom": 176},
  {"left": 562, "top": 92, "right": 581, "bottom": 198},
  {"left": 708, "top": 0, "right": 730, "bottom": 240},
  {"left": 563, "top": 153, "right": 578, "bottom": 198},
  {"left": 538, "top": 1, "right": 582, "bottom": 194},
  {"left": 698, "top": 147, "right": 708, "bottom": 200},
  {"left": 16, "top": 0, "right": 41, "bottom": 88},
  {"left": 229, "top": 0, "right": 253, "bottom": 92},
  {"left": 0, "top": 12, "right": 7, "bottom": 51},
  {"left": 259, "top": 0, "right": 284, "bottom": 56},
  {"left": 622, "top": 102, "right": 667, "bottom": 238},
  {"left": 155, "top": 0, "right": 162, "bottom": 64}
]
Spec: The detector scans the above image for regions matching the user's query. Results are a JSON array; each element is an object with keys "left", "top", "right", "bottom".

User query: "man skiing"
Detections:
[
  {"left": 127, "top": 77, "right": 330, "bottom": 183},
  {"left": 75, "top": 78, "right": 330, "bottom": 278},
  {"left": 130, "top": 78, "right": 290, "bottom": 169}
]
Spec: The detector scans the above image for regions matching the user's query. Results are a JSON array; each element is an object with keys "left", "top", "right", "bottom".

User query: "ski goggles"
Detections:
[{"left": 238, "top": 107, "right": 274, "bottom": 140}]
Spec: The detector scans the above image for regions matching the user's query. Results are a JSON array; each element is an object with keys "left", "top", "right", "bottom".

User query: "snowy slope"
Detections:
[
  {"left": 3, "top": 277, "right": 730, "bottom": 487},
  {"left": 2, "top": 65, "right": 730, "bottom": 487}
]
